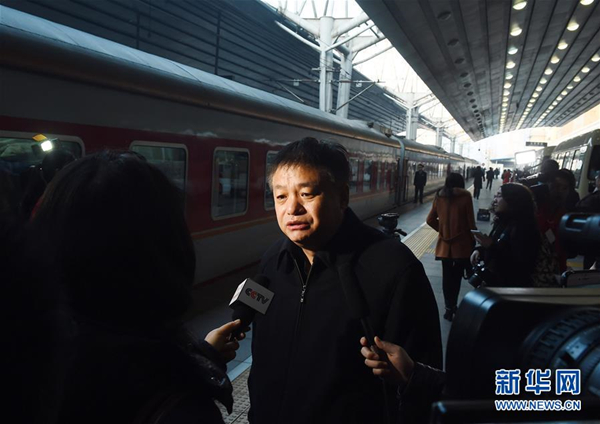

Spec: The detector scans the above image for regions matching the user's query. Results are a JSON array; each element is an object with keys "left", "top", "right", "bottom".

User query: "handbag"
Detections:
[{"left": 531, "top": 236, "right": 560, "bottom": 287}]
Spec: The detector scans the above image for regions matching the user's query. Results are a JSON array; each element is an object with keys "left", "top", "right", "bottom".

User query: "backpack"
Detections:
[{"left": 531, "top": 235, "right": 560, "bottom": 287}]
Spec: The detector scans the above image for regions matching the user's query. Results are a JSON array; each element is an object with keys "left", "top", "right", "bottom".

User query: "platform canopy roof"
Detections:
[{"left": 356, "top": 0, "right": 600, "bottom": 141}]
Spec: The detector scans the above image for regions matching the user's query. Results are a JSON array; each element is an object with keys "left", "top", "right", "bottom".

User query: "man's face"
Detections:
[
  {"left": 272, "top": 164, "right": 348, "bottom": 253},
  {"left": 418, "top": 165, "right": 424, "bottom": 171}
]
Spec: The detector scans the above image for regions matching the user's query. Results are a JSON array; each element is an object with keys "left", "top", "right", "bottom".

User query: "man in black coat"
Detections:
[
  {"left": 414, "top": 163, "right": 427, "bottom": 203},
  {"left": 248, "top": 138, "right": 442, "bottom": 424},
  {"left": 485, "top": 167, "right": 495, "bottom": 190}
]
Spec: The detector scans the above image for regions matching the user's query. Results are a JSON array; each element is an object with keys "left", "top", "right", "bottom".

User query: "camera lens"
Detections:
[{"left": 520, "top": 307, "right": 600, "bottom": 396}]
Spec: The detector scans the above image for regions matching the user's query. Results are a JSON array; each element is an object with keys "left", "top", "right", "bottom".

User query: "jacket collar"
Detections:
[{"left": 276, "top": 208, "right": 364, "bottom": 270}]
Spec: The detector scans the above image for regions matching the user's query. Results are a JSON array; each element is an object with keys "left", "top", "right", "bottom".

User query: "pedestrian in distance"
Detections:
[
  {"left": 472, "top": 166, "right": 484, "bottom": 199},
  {"left": 426, "top": 173, "right": 476, "bottom": 321},
  {"left": 414, "top": 163, "right": 427, "bottom": 204},
  {"left": 486, "top": 167, "right": 495, "bottom": 190}
]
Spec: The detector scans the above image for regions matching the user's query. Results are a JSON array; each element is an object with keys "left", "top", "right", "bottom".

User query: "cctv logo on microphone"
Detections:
[
  {"left": 229, "top": 278, "right": 274, "bottom": 315},
  {"left": 245, "top": 288, "right": 270, "bottom": 304}
]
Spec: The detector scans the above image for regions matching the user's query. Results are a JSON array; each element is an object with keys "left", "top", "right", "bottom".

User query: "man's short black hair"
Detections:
[{"left": 269, "top": 137, "right": 350, "bottom": 187}]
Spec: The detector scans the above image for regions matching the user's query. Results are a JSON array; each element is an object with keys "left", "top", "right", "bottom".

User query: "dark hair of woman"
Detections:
[
  {"left": 33, "top": 150, "right": 194, "bottom": 329},
  {"left": 439, "top": 172, "right": 465, "bottom": 198},
  {"left": 498, "top": 183, "right": 537, "bottom": 222}
]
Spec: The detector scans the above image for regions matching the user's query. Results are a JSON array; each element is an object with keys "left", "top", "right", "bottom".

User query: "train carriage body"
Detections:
[
  {"left": 0, "top": 6, "right": 473, "bottom": 284},
  {"left": 551, "top": 129, "right": 600, "bottom": 199}
]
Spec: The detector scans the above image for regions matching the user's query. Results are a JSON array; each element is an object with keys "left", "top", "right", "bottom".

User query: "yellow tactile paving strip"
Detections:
[{"left": 403, "top": 225, "right": 438, "bottom": 259}]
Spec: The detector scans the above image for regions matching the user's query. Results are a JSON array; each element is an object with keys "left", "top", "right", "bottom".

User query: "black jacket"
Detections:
[
  {"left": 477, "top": 216, "right": 540, "bottom": 287},
  {"left": 414, "top": 170, "right": 427, "bottom": 187},
  {"left": 472, "top": 169, "right": 484, "bottom": 188},
  {"left": 249, "top": 209, "right": 442, "bottom": 424},
  {"left": 59, "top": 322, "right": 232, "bottom": 424}
]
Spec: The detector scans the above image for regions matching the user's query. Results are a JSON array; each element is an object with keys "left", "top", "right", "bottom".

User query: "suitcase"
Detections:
[{"left": 477, "top": 208, "right": 490, "bottom": 222}]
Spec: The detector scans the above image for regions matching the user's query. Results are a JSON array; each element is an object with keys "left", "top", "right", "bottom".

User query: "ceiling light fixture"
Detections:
[
  {"left": 513, "top": 0, "right": 527, "bottom": 10},
  {"left": 503, "top": 90, "right": 510, "bottom": 96},
  {"left": 582, "top": 67, "right": 591, "bottom": 73},
  {"left": 507, "top": 61, "right": 516, "bottom": 69},
  {"left": 511, "top": 25, "right": 523, "bottom": 37},
  {"left": 532, "top": 93, "right": 539, "bottom": 98},
  {"left": 567, "top": 20, "right": 579, "bottom": 32},
  {"left": 592, "top": 54, "right": 600, "bottom": 62},
  {"left": 506, "top": 73, "right": 514, "bottom": 79},
  {"left": 540, "top": 78, "right": 548, "bottom": 84},
  {"left": 508, "top": 46, "right": 519, "bottom": 55},
  {"left": 544, "top": 68, "right": 553, "bottom": 75},
  {"left": 504, "top": 82, "right": 512, "bottom": 88},
  {"left": 580, "top": 0, "right": 595, "bottom": 6},
  {"left": 551, "top": 55, "right": 560, "bottom": 64},
  {"left": 536, "top": 86, "right": 543, "bottom": 91},
  {"left": 558, "top": 40, "right": 569, "bottom": 50},
  {"left": 574, "top": 75, "right": 581, "bottom": 82},
  {"left": 567, "top": 85, "right": 574, "bottom": 89},
  {"left": 557, "top": 96, "right": 563, "bottom": 101},
  {"left": 561, "top": 90, "right": 568, "bottom": 95}
]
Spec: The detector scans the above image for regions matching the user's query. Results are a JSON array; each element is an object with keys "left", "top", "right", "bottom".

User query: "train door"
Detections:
[{"left": 397, "top": 158, "right": 408, "bottom": 204}]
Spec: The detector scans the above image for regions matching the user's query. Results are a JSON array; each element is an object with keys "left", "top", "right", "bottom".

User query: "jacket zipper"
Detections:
[{"left": 277, "top": 259, "right": 312, "bottom": 422}]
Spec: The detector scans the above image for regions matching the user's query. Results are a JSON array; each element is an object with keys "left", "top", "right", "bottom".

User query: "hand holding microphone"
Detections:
[
  {"left": 204, "top": 319, "right": 246, "bottom": 363},
  {"left": 360, "top": 336, "right": 415, "bottom": 387}
]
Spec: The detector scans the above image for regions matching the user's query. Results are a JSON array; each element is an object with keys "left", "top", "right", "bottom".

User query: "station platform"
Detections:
[{"left": 184, "top": 178, "right": 579, "bottom": 423}]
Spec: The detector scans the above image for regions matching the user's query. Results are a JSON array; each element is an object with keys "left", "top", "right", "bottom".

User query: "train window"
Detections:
[
  {"left": 588, "top": 146, "right": 600, "bottom": 180},
  {"left": 349, "top": 158, "right": 359, "bottom": 194},
  {"left": 212, "top": 149, "right": 249, "bottom": 219},
  {"left": 563, "top": 151, "right": 573, "bottom": 170},
  {"left": 0, "top": 132, "right": 83, "bottom": 189},
  {"left": 264, "top": 151, "right": 277, "bottom": 210},
  {"left": 363, "top": 160, "right": 372, "bottom": 192},
  {"left": 131, "top": 143, "right": 187, "bottom": 192}
]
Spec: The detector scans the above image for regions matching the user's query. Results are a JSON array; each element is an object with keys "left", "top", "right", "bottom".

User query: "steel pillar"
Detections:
[{"left": 319, "top": 16, "right": 334, "bottom": 112}]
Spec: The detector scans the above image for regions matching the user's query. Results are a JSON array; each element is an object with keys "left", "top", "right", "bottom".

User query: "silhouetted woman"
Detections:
[{"left": 33, "top": 151, "right": 240, "bottom": 424}]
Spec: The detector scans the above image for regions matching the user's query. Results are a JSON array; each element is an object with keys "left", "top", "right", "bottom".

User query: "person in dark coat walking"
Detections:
[
  {"left": 414, "top": 163, "right": 427, "bottom": 204},
  {"left": 472, "top": 166, "right": 484, "bottom": 199},
  {"left": 249, "top": 138, "right": 442, "bottom": 424},
  {"left": 485, "top": 167, "right": 495, "bottom": 190}
]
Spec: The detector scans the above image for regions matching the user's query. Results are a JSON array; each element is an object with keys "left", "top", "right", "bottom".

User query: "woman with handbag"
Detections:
[{"left": 427, "top": 173, "right": 477, "bottom": 321}]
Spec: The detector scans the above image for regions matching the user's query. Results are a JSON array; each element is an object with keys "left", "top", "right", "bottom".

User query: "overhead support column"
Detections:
[
  {"left": 436, "top": 126, "right": 443, "bottom": 148},
  {"left": 450, "top": 136, "right": 456, "bottom": 153},
  {"left": 319, "top": 16, "right": 334, "bottom": 112}
]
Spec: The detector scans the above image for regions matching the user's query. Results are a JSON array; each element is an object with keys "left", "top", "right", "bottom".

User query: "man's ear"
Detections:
[{"left": 340, "top": 184, "right": 350, "bottom": 210}]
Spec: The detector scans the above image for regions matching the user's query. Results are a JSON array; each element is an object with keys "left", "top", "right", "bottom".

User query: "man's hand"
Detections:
[
  {"left": 205, "top": 319, "right": 249, "bottom": 363},
  {"left": 360, "top": 336, "right": 414, "bottom": 386}
]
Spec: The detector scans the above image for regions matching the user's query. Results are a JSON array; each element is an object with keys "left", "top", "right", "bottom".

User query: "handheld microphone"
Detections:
[{"left": 229, "top": 274, "right": 272, "bottom": 339}]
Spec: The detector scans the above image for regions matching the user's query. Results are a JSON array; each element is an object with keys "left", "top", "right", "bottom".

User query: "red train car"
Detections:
[{"left": 0, "top": 6, "right": 472, "bottom": 284}]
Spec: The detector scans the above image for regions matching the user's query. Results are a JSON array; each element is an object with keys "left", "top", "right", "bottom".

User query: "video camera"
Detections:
[{"left": 431, "top": 213, "right": 600, "bottom": 422}]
